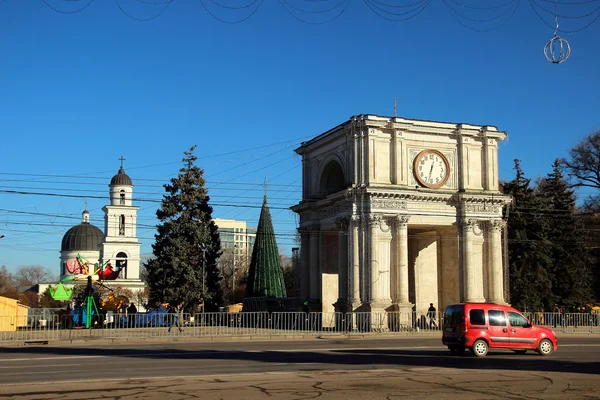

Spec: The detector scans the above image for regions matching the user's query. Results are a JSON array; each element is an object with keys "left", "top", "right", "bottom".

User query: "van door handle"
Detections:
[
  {"left": 503, "top": 328, "right": 507, "bottom": 333},
  {"left": 511, "top": 329, "right": 517, "bottom": 333}
]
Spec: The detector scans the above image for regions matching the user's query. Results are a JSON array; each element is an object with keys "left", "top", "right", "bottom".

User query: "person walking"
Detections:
[
  {"left": 427, "top": 303, "right": 438, "bottom": 329},
  {"left": 167, "top": 303, "right": 183, "bottom": 333}
]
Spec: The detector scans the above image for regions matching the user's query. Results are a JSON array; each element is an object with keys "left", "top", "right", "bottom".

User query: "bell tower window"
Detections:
[
  {"left": 116, "top": 252, "right": 128, "bottom": 279},
  {"left": 119, "top": 214, "right": 126, "bottom": 236},
  {"left": 119, "top": 190, "right": 125, "bottom": 205}
]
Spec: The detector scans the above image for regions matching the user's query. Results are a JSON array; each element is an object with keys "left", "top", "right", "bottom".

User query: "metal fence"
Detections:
[{"left": 1, "top": 311, "right": 598, "bottom": 343}]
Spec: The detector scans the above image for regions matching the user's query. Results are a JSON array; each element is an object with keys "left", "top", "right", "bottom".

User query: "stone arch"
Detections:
[
  {"left": 318, "top": 158, "right": 346, "bottom": 197},
  {"left": 115, "top": 251, "right": 129, "bottom": 279}
]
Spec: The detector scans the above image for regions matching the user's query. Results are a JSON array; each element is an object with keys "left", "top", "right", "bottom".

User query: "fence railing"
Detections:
[{"left": 1, "top": 311, "right": 598, "bottom": 342}]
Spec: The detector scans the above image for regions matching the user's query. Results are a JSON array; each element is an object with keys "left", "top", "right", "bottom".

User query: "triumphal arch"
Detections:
[{"left": 291, "top": 115, "right": 511, "bottom": 317}]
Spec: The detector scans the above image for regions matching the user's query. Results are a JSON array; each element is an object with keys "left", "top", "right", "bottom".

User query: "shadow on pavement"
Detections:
[{"left": 0, "top": 345, "right": 598, "bottom": 375}]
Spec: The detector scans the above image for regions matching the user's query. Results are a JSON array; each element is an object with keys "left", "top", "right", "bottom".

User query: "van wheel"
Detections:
[
  {"left": 537, "top": 339, "right": 554, "bottom": 356},
  {"left": 472, "top": 340, "right": 488, "bottom": 357},
  {"left": 513, "top": 350, "right": 527, "bottom": 354}
]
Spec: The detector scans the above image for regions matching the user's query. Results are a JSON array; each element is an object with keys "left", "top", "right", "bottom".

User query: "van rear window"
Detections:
[
  {"left": 469, "top": 309, "right": 486, "bottom": 325},
  {"left": 444, "top": 305, "right": 464, "bottom": 326}
]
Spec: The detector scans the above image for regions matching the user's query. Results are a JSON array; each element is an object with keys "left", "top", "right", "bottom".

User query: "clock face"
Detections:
[{"left": 414, "top": 150, "right": 450, "bottom": 189}]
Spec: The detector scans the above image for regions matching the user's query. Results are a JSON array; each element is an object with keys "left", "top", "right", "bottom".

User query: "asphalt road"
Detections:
[{"left": 0, "top": 336, "right": 599, "bottom": 399}]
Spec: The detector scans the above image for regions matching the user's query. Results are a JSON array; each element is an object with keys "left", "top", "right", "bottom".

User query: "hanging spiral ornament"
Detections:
[
  {"left": 544, "top": 35, "right": 571, "bottom": 64},
  {"left": 544, "top": 0, "right": 571, "bottom": 64}
]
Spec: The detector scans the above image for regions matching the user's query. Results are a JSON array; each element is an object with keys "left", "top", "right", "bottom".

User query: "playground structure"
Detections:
[{"left": 50, "top": 254, "right": 125, "bottom": 329}]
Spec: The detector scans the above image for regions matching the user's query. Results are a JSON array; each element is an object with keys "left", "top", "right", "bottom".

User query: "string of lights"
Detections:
[
  {"left": 11, "top": 0, "right": 596, "bottom": 32},
  {"left": 441, "top": 0, "right": 521, "bottom": 32}
]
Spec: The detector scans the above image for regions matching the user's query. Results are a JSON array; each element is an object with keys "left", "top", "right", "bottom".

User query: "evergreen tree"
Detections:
[
  {"left": 503, "top": 160, "right": 553, "bottom": 311},
  {"left": 144, "top": 146, "right": 223, "bottom": 311},
  {"left": 537, "top": 160, "right": 593, "bottom": 309},
  {"left": 245, "top": 194, "right": 287, "bottom": 299}
]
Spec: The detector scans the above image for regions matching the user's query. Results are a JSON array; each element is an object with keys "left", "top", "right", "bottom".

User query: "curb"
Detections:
[{"left": 2, "top": 332, "right": 443, "bottom": 347}]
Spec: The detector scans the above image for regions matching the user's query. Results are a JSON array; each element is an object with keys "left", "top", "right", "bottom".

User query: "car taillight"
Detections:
[{"left": 462, "top": 315, "right": 467, "bottom": 333}]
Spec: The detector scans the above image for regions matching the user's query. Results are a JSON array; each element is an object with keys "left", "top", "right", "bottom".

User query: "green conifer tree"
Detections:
[
  {"left": 537, "top": 160, "right": 592, "bottom": 310},
  {"left": 503, "top": 160, "right": 553, "bottom": 311},
  {"left": 144, "top": 146, "right": 223, "bottom": 311}
]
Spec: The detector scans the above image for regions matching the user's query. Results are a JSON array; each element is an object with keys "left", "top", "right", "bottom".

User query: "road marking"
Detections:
[
  {"left": 0, "top": 363, "right": 82, "bottom": 370},
  {"left": 1, "top": 355, "right": 105, "bottom": 362}
]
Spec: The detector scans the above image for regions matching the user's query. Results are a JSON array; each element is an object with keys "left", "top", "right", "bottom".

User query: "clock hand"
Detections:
[{"left": 428, "top": 163, "right": 434, "bottom": 180}]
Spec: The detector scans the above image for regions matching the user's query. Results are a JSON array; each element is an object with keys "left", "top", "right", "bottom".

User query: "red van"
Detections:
[{"left": 442, "top": 303, "right": 558, "bottom": 357}]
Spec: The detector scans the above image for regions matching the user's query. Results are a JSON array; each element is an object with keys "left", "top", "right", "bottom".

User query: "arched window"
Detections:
[
  {"left": 119, "top": 190, "right": 125, "bottom": 205},
  {"left": 119, "top": 215, "right": 125, "bottom": 236},
  {"left": 115, "top": 252, "right": 128, "bottom": 279}
]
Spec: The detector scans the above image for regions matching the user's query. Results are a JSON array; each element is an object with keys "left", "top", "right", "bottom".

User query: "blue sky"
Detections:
[{"left": 1, "top": 0, "right": 599, "bottom": 275}]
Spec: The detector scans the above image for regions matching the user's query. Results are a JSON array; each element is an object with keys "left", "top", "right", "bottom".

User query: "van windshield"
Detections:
[{"left": 444, "top": 305, "right": 464, "bottom": 332}]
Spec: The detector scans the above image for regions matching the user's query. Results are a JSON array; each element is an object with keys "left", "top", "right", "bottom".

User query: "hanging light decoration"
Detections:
[
  {"left": 544, "top": 35, "right": 571, "bottom": 64},
  {"left": 544, "top": 0, "right": 571, "bottom": 64}
]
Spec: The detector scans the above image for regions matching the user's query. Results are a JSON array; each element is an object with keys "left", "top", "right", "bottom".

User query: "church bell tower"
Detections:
[{"left": 101, "top": 157, "right": 142, "bottom": 281}]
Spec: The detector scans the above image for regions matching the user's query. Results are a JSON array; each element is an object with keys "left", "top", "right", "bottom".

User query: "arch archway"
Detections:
[
  {"left": 319, "top": 160, "right": 346, "bottom": 197},
  {"left": 115, "top": 251, "right": 128, "bottom": 279}
]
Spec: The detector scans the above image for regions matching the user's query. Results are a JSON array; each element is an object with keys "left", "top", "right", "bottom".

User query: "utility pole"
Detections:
[
  {"left": 232, "top": 245, "right": 237, "bottom": 304},
  {"left": 199, "top": 243, "right": 206, "bottom": 312},
  {"left": 232, "top": 244, "right": 238, "bottom": 304}
]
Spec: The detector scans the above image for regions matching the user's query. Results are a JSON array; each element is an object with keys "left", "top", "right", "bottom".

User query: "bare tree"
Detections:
[
  {"left": 562, "top": 130, "right": 600, "bottom": 189},
  {"left": 0, "top": 265, "right": 15, "bottom": 294},
  {"left": 218, "top": 247, "right": 250, "bottom": 304},
  {"left": 13, "top": 266, "right": 54, "bottom": 286}
]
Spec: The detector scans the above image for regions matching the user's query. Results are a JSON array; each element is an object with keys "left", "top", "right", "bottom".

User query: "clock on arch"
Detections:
[{"left": 413, "top": 149, "right": 450, "bottom": 189}]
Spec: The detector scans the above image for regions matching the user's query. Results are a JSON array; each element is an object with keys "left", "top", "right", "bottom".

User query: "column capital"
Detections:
[
  {"left": 394, "top": 215, "right": 410, "bottom": 226},
  {"left": 488, "top": 219, "right": 507, "bottom": 231},
  {"left": 461, "top": 218, "right": 484, "bottom": 236},
  {"left": 367, "top": 213, "right": 382, "bottom": 227},
  {"left": 350, "top": 214, "right": 361, "bottom": 223},
  {"left": 336, "top": 216, "right": 350, "bottom": 231}
]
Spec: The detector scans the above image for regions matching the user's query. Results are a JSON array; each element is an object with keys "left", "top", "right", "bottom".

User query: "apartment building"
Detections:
[{"left": 213, "top": 218, "right": 256, "bottom": 256}]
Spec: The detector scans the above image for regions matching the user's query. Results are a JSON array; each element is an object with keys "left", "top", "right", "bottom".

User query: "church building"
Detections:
[{"left": 59, "top": 162, "right": 145, "bottom": 300}]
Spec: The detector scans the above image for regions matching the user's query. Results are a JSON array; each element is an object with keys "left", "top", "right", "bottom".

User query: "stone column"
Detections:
[
  {"left": 309, "top": 226, "right": 320, "bottom": 302},
  {"left": 462, "top": 219, "right": 486, "bottom": 303},
  {"left": 394, "top": 215, "right": 411, "bottom": 308},
  {"left": 368, "top": 214, "right": 381, "bottom": 304},
  {"left": 336, "top": 218, "right": 349, "bottom": 310},
  {"left": 488, "top": 220, "right": 505, "bottom": 304},
  {"left": 349, "top": 215, "right": 361, "bottom": 309}
]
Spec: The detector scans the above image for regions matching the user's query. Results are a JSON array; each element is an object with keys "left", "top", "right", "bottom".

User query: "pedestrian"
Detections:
[
  {"left": 127, "top": 302, "right": 138, "bottom": 327},
  {"left": 427, "top": 303, "right": 437, "bottom": 329},
  {"left": 127, "top": 302, "right": 137, "bottom": 315},
  {"left": 552, "top": 304, "right": 560, "bottom": 328},
  {"left": 168, "top": 303, "right": 183, "bottom": 333}
]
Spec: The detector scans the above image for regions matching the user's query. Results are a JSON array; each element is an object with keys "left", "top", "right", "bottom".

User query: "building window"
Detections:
[
  {"left": 120, "top": 190, "right": 126, "bottom": 205},
  {"left": 119, "top": 215, "right": 126, "bottom": 236},
  {"left": 115, "top": 252, "right": 128, "bottom": 279}
]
